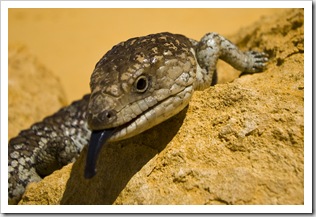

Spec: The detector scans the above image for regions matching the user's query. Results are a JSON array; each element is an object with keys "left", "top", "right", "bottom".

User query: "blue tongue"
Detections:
[{"left": 84, "top": 129, "right": 115, "bottom": 179}]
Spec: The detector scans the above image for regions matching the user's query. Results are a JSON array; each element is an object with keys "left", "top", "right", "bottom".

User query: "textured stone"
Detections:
[
  {"left": 18, "top": 164, "right": 72, "bottom": 205},
  {"left": 19, "top": 8, "right": 304, "bottom": 205}
]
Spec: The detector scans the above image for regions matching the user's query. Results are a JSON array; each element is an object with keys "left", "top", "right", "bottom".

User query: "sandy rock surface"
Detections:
[
  {"left": 8, "top": 44, "right": 67, "bottom": 139},
  {"left": 16, "top": 9, "right": 304, "bottom": 205}
]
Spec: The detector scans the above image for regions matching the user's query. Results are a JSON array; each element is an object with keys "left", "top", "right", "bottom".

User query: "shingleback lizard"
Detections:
[{"left": 8, "top": 32, "right": 268, "bottom": 204}]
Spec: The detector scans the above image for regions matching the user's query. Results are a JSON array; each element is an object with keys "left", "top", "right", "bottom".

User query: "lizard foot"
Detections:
[{"left": 244, "top": 51, "right": 269, "bottom": 73}]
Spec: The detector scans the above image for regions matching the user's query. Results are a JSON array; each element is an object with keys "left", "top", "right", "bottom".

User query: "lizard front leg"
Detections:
[{"left": 194, "top": 32, "right": 269, "bottom": 90}]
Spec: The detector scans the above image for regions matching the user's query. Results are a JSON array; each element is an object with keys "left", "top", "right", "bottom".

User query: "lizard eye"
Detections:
[{"left": 135, "top": 75, "right": 149, "bottom": 93}]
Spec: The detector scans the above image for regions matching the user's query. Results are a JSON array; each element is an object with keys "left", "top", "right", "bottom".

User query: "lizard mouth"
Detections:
[
  {"left": 84, "top": 101, "right": 163, "bottom": 179},
  {"left": 84, "top": 116, "right": 140, "bottom": 179},
  {"left": 84, "top": 85, "right": 193, "bottom": 179}
]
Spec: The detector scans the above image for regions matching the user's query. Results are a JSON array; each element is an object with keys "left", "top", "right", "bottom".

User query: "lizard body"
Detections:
[{"left": 8, "top": 32, "right": 268, "bottom": 204}]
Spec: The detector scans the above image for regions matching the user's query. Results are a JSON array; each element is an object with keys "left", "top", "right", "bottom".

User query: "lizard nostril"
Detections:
[
  {"left": 98, "top": 110, "right": 116, "bottom": 122},
  {"left": 87, "top": 109, "right": 117, "bottom": 130},
  {"left": 106, "top": 112, "right": 112, "bottom": 119}
]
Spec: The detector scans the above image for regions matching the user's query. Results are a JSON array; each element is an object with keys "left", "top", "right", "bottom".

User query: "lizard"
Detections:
[{"left": 8, "top": 32, "right": 268, "bottom": 204}]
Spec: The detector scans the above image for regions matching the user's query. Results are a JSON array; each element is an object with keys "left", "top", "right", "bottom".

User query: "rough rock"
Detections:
[
  {"left": 8, "top": 44, "right": 67, "bottom": 139},
  {"left": 19, "top": 8, "right": 304, "bottom": 205},
  {"left": 18, "top": 164, "right": 72, "bottom": 205}
]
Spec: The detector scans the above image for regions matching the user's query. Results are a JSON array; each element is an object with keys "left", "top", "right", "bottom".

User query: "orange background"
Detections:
[{"left": 9, "top": 8, "right": 284, "bottom": 102}]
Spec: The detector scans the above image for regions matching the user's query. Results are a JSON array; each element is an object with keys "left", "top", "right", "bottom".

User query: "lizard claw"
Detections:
[{"left": 245, "top": 51, "right": 269, "bottom": 73}]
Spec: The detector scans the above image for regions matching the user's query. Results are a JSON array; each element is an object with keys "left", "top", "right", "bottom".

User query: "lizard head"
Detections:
[{"left": 85, "top": 32, "right": 196, "bottom": 178}]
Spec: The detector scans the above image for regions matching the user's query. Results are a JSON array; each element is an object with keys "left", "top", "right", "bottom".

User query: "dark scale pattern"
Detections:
[{"left": 8, "top": 94, "right": 91, "bottom": 204}]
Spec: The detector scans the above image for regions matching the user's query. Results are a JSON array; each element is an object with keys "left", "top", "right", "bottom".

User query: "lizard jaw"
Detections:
[{"left": 84, "top": 85, "right": 193, "bottom": 179}]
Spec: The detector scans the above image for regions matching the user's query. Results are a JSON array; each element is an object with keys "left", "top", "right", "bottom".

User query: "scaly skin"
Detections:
[
  {"left": 8, "top": 32, "right": 268, "bottom": 204},
  {"left": 8, "top": 95, "right": 91, "bottom": 204}
]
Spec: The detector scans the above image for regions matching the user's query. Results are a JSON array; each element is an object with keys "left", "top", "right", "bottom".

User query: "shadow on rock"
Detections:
[{"left": 61, "top": 106, "right": 188, "bottom": 204}]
